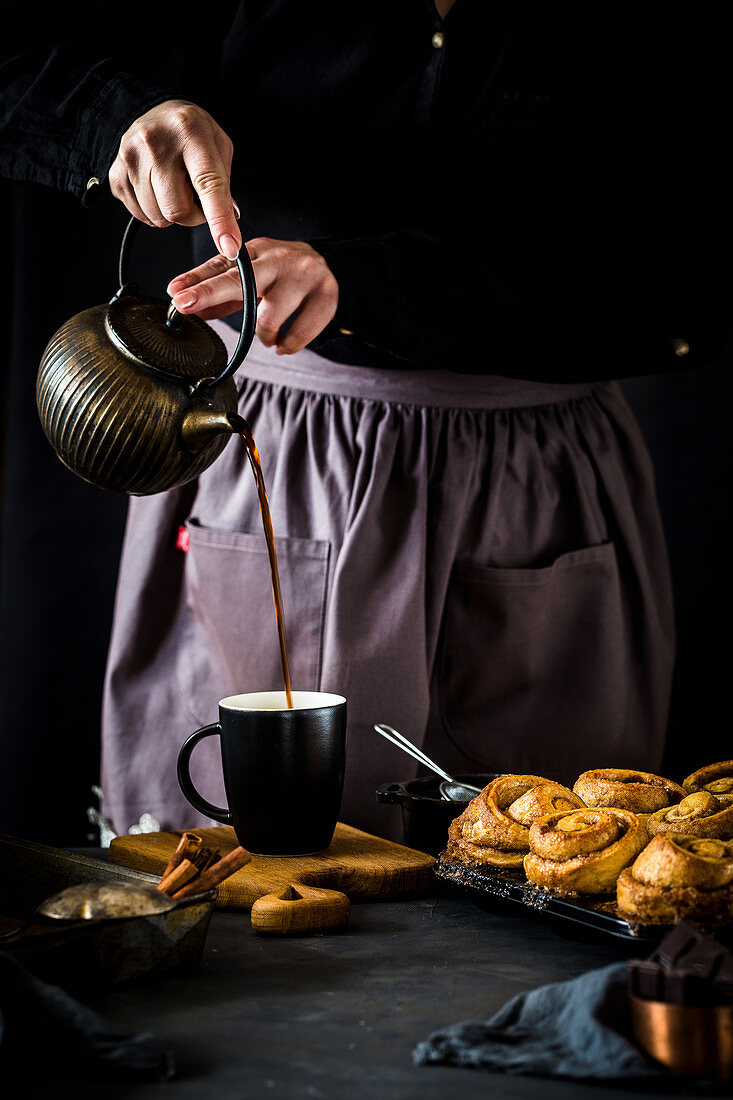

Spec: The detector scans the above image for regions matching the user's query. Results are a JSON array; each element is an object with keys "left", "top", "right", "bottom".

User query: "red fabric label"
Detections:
[{"left": 176, "top": 526, "right": 190, "bottom": 553}]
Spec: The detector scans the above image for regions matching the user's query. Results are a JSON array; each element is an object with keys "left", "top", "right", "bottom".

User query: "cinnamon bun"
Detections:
[
  {"left": 446, "top": 774, "right": 583, "bottom": 868},
  {"left": 683, "top": 761, "right": 733, "bottom": 806},
  {"left": 573, "top": 768, "right": 684, "bottom": 815},
  {"left": 524, "top": 807, "right": 648, "bottom": 893},
  {"left": 617, "top": 834, "right": 733, "bottom": 923},
  {"left": 646, "top": 791, "right": 733, "bottom": 839}
]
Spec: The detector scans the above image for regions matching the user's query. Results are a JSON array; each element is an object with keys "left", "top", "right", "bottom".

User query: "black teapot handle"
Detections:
[{"left": 116, "top": 214, "right": 257, "bottom": 388}]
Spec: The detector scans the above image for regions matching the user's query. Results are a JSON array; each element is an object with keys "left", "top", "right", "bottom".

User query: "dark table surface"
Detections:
[{"left": 28, "top": 880, "right": 729, "bottom": 1100}]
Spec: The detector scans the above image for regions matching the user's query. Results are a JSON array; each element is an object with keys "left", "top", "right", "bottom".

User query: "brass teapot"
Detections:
[{"left": 36, "top": 217, "right": 257, "bottom": 495}]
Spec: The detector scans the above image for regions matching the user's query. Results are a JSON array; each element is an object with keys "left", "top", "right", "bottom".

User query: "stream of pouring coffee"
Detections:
[{"left": 232, "top": 414, "right": 293, "bottom": 709}]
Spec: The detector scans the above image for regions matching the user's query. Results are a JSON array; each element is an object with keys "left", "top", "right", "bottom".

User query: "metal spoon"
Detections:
[
  {"left": 438, "top": 780, "right": 485, "bottom": 803},
  {"left": 373, "top": 724, "right": 483, "bottom": 801}
]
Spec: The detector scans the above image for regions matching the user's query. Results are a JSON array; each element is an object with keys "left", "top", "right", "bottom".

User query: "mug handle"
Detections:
[{"left": 177, "top": 723, "right": 232, "bottom": 824}]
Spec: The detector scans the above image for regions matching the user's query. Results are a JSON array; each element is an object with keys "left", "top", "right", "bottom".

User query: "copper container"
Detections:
[{"left": 630, "top": 992, "right": 733, "bottom": 1079}]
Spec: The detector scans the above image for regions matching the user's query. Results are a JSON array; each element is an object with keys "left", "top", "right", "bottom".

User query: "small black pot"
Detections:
[{"left": 376, "top": 774, "right": 498, "bottom": 855}]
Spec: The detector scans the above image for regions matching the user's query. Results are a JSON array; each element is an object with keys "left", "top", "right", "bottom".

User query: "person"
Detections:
[{"left": 2, "top": 6, "right": 729, "bottom": 839}]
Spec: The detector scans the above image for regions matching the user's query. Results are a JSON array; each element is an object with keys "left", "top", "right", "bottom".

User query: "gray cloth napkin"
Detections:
[{"left": 414, "top": 961, "right": 722, "bottom": 1088}]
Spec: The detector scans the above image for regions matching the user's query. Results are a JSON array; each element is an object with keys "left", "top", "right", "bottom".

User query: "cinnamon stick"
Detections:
[
  {"left": 159, "top": 843, "right": 220, "bottom": 895},
  {"left": 194, "top": 845, "right": 220, "bottom": 872},
  {"left": 156, "top": 832, "right": 203, "bottom": 892},
  {"left": 172, "top": 846, "right": 251, "bottom": 900},
  {"left": 159, "top": 858, "right": 200, "bottom": 895}
]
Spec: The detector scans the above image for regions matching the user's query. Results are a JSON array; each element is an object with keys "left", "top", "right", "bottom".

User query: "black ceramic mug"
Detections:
[{"left": 177, "top": 691, "right": 347, "bottom": 855}]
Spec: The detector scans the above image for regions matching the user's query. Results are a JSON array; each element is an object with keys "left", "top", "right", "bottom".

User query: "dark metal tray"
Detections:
[
  {"left": 0, "top": 833, "right": 215, "bottom": 987},
  {"left": 435, "top": 854, "right": 733, "bottom": 946}
]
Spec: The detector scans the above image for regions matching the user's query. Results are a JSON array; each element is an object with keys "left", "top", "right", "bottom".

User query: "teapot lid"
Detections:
[{"left": 106, "top": 293, "right": 228, "bottom": 381}]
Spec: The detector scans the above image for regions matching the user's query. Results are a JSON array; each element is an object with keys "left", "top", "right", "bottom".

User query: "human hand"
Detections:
[
  {"left": 108, "top": 99, "right": 241, "bottom": 261},
  {"left": 167, "top": 238, "right": 339, "bottom": 354}
]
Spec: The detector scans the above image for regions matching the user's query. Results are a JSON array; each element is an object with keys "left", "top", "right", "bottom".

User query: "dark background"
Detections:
[{"left": 0, "top": 179, "right": 729, "bottom": 846}]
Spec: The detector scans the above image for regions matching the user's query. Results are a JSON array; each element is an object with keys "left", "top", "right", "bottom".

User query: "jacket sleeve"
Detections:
[
  {"left": 309, "top": 211, "right": 731, "bottom": 381},
  {"left": 0, "top": 3, "right": 186, "bottom": 203}
]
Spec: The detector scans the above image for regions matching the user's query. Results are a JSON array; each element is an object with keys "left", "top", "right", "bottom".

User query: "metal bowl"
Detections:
[
  {"left": 376, "top": 774, "right": 497, "bottom": 855},
  {"left": 0, "top": 834, "right": 215, "bottom": 988}
]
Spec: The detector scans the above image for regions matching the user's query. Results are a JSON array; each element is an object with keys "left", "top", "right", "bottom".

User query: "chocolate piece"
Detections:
[{"left": 628, "top": 921, "right": 732, "bottom": 1006}]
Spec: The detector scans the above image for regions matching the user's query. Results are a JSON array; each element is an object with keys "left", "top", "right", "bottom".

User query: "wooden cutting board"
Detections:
[{"left": 109, "top": 823, "right": 435, "bottom": 935}]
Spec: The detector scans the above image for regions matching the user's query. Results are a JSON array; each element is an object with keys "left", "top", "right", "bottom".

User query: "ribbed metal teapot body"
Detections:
[
  {"left": 35, "top": 216, "right": 257, "bottom": 496},
  {"left": 37, "top": 303, "right": 238, "bottom": 496}
]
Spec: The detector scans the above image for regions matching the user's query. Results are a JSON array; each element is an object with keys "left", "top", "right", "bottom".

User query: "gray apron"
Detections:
[{"left": 101, "top": 325, "right": 675, "bottom": 839}]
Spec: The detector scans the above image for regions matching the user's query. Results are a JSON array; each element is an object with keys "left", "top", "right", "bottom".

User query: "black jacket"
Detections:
[{"left": 1, "top": 2, "right": 730, "bottom": 378}]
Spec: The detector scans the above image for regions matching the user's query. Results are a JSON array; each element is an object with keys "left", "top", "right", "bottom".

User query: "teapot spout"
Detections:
[{"left": 181, "top": 407, "right": 238, "bottom": 452}]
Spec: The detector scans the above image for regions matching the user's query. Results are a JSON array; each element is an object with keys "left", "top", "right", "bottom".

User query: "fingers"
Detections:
[
  {"left": 167, "top": 254, "right": 234, "bottom": 297},
  {"left": 167, "top": 243, "right": 268, "bottom": 314},
  {"left": 167, "top": 239, "right": 338, "bottom": 352},
  {"left": 188, "top": 299, "right": 246, "bottom": 322},
  {"left": 213, "top": 128, "right": 234, "bottom": 183},
  {"left": 150, "top": 163, "right": 205, "bottom": 228},
  {"left": 170, "top": 266, "right": 242, "bottom": 314},
  {"left": 182, "top": 139, "right": 240, "bottom": 259},
  {"left": 274, "top": 291, "right": 339, "bottom": 355},
  {"left": 251, "top": 240, "right": 338, "bottom": 352},
  {"left": 256, "top": 282, "right": 307, "bottom": 348},
  {"left": 110, "top": 153, "right": 197, "bottom": 228},
  {"left": 108, "top": 99, "right": 240, "bottom": 256},
  {"left": 108, "top": 159, "right": 155, "bottom": 226}
]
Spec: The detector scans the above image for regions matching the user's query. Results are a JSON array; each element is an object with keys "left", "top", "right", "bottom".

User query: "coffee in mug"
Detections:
[{"left": 177, "top": 691, "right": 346, "bottom": 855}]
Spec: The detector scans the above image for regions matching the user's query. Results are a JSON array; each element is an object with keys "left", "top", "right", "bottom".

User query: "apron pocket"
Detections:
[
  {"left": 438, "top": 543, "right": 626, "bottom": 781},
  {"left": 177, "top": 521, "right": 331, "bottom": 726}
]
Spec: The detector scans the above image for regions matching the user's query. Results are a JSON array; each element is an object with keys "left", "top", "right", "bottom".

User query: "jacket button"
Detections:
[
  {"left": 672, "top": 338, "right": 690, "bottom": 357},
  {"left": 431, "top": 32, "right": 445, "bottom": 48}
]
